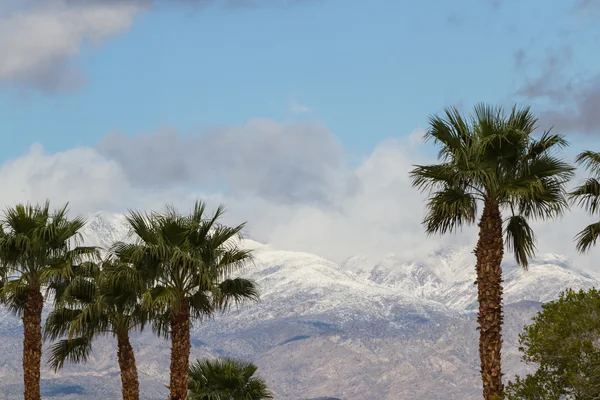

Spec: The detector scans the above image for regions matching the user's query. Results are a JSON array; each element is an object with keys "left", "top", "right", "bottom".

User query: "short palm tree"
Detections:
[
  {"left": 110, "top": 201, "right": 259, "bottom": 400},
  {"left": 44, "top": 256, "right": 149, "bottom": 400},
  {"left": 0, "top": 202, "right": 98, "bottom": 400},
  {"left": 410, "top": 104, "right": 574, "bottom": 400},
  {"left": 188, "top": 358, "right": 273, "bottom": 400},
  {"left": 570, "top": 150, "right": 600, "bottom": 252}
]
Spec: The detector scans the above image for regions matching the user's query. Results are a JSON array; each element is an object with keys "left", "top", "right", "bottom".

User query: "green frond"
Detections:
[
  {"left": 574, "top": 221, "right": 600, "bottom": 254},
  {"left": 69, "top": 301, "right": 110, "bottom": 338},
  {"left": 125, "top": 209, "right": 157, "bottom": 245},
  {"left": 575, "top": 150, "right": 600, "bottom": 176},
  {"left": 507, "top": 104, "right": 537, "bottom": 135},
  {"left": 424, "top": 106, "right": 472, "bottom": 161},
  {"left": 47, "top": 336, "right": 93, "bottom": 372},
  {"left": 570, "top": 178, "right": 600, "bottom": 215},
  {"left": 189, "top": 291, "right": 214, "bottom": 319},
  {"left": 101, "top": 259, "right": 148, "bottom": 295},
  {"left": 124, "top": 303, "right": 151, "bottom": 333},
  {"left": 473, "top": 103, "right": 505, "bottom": 139},
  {"left": 44, "top": 308, "right": 82, "bottom": 341},
  {"left": 526, "top": 154, "right": 575, "bottom": 182},
  {"left": 142, "top": 286, "right": 179, "bottom": 313},
  {"left": 215, "top": 278, "right": 259, "bottom": 311},
  {"left": 517, "top": 187, "right": 569, "bottom": 220},
  {"left": 204, "top": 204, "right": 227, "bottom": 231},
  {"left": 0, "top": 277, "right": 28, "bottom": 315},
  {"left": 60, "top": 276, "right": 98, "bottom": 304},
  {"left": 502, "top": 179, "right": 571, "bottom": 221},
  {"left": 214, "top": 248, "right": 254, "bottom": 280},
  {"left": 39, "top": 262, "right": 73, "bottom": 284},
  {"left": 571, "top": 150, "right": 600, "bottom": 253},
  {"left": 410, "top": 163, "right": 460, "bottom": 193},
  {"left": 151, "top": 311, "right": 172, "bottom": 339},
  {"left": 500, "top": 152, "right": 574, "bottom": 220},
  {"left": 189, "top": 200, "right": 208, "bottom": 224},
  {"left": 527, "top": 131, "right": 569, "bottom": 159},
  {"left": 74, "top": 261, "right": 101, "bottom": 279},
  {"left": 504, "top": 215, "right": 537, "bottom": 269},
  {"left": 66, "top": 246, "right": 101, "bottom": 263},
  {"left": 422, "top": 186, "right": 478, "bottom": 235}
]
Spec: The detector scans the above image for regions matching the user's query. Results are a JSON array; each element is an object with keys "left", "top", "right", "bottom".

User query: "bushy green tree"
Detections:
[{"left": 503, "top": 288, "right": 600, "bottom": 399}]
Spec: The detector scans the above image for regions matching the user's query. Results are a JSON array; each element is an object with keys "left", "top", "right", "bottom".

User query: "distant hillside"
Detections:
[{"left": 0, "top": 212, "right": 596, "bottom": 399}]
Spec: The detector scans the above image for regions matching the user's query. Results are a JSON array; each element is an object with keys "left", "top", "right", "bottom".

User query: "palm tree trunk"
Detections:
[
  {"left": 117, "top": 332, "right": 140, "bottom": 400},
  {"left": 23, "top": 286, "right": 43, "bottom": 400},
  {"left": 475, "top": 199, "right": 504, "bottom": 400},
  {"left": 169, "top": 302, "right": 191, "bottom": 400}
]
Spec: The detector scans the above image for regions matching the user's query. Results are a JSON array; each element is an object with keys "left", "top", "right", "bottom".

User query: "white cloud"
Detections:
[
  {"left": 0, "top": 120, "right": 597, "bottom": 272},
  {"left": 0, "top": 0, "right": 143, "bottom": 91},
  {"left": 0, "top": 0, "right": 327, "bottom": 92}
]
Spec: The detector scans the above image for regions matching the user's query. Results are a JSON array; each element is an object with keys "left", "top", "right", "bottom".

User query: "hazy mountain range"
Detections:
[{"left": 0, "top": 212, "right": 597, "bottom": 399}]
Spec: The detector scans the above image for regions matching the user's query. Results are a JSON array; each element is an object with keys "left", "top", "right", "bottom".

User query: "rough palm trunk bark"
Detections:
[
  {"left": 23, "top": 286, "right": 43, "bottom": 400},
  {"left": 117, "top": 332, "right": 140, "bottom": 400},
  {"left": 169, "top": 301, "right": 191, "bottom": 400},
  {"left": 474, "top": 199, "right": 504, "bottom": 400}
]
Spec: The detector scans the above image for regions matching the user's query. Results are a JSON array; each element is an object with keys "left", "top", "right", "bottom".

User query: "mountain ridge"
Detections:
[{"left": 0, "top": 211, "right": 596, "bottom": 399}]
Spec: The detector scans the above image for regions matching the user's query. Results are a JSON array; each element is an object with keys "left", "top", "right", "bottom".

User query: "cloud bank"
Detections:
[{"left": 0, "top": 119, "right": 596, "bottom": 270}]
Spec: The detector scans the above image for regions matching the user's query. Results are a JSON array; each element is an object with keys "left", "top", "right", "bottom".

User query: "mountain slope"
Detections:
[{"left": 0, "top": 212, "right": 596, "bottom": 399}]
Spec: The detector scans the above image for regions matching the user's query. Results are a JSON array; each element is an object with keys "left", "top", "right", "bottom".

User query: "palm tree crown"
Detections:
[
  {"left": 109, "top": 201, "right": 259, "bottom": 400},
  {"left": 110, "top": 201, "right": 259, "bottom": 330},
  {"left": 411, "top": 104, "right": 574, "bottom": 267},
  {"left": 0, "top": 202, "right": 98, "bottom": 303},
  {"left": 570, "top": 150, "right": 600, "bottom": 252},
  {"left": 188, "top": 358, "right": 274, "bottom": 400}
]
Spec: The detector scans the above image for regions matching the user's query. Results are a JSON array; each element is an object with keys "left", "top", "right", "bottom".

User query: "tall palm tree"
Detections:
[
  {"left": 188, "top": 358, "right": 273, "bottom": 400},
  {"left": 110, "top": 201, "right": 259, "bottom": 400},
  {"left": 410, "top": 104, "right": 574, "bottom": 400},
  {"left": 570, "top": 150, "right": 600, "bottom": 252},
  {"left": 0, "top": 202, "right": 98, "bottom": 400},
  {"left": 44, "top": 256, "right": 149, "bottom": 400}
]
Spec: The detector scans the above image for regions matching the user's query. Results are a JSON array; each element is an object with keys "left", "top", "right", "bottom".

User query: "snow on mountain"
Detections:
[
  {"left": 80, "top": 211, "right": 131, "bottom": 249},
  {"left": 341, "top": 246, "right": 598, "bottom": 312},
  {"left": 0, "top": 211, "right": 597, "bottom": 399},
  {"left": 80, "top": 211, "right": 597, "bottom": 314}
]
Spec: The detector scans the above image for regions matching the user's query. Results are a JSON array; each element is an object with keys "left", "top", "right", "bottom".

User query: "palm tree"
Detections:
[
  {"left": 410, "top": 104, "right": 574, "bottom": 400},
  {"left": 570, "top": 150, "right": 600, "bottom": 252},
  {"left": 188, "top": 358, "right": 273, "bottom": 400},
  {"left": 110, "top": 201, "right": 259, "bottom": 400},
  {"left": 44, "top": 256, "right": 149, "bottom": 400},
  {"left": 0, "top": 202, "right": 98, "bottom": 400}
]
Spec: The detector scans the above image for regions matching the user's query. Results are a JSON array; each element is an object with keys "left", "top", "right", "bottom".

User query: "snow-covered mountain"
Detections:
[{"left": 0, "top": 212, "right": 597, "bottom": 399}]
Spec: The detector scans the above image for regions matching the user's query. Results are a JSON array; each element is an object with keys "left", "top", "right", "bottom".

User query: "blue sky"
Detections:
[
  {"left": 1, "top": 0, "right": 598, "bottom": 160},
  {"left": 0, "top": 0, "right": 598, "bottom": 263}
]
